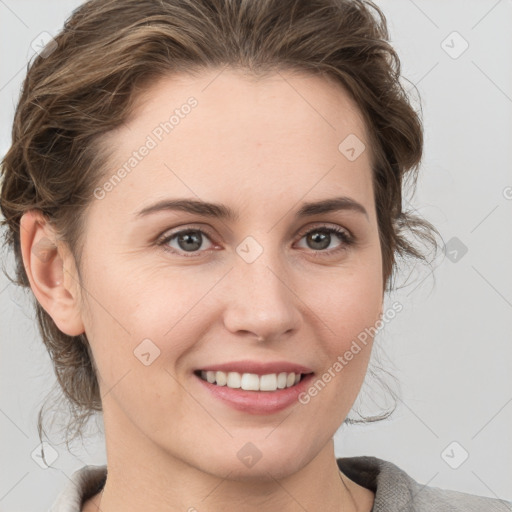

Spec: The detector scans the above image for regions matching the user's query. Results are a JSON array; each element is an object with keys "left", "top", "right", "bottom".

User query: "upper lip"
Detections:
[{"left": 196, "top": 360, "right": 314, "bottom": 376}]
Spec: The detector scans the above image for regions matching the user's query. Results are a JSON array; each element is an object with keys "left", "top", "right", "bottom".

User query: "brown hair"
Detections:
[{"left": 0, "top": 0, "right": 441, "bottom": 450}]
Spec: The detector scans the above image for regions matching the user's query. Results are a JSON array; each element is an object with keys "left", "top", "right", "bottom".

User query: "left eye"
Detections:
[
  {"left": 157, "top": 225, "right": 353, "bottom": 257},
  {"left": 295, "top": 226, "right": 353, "bottom": 253}
]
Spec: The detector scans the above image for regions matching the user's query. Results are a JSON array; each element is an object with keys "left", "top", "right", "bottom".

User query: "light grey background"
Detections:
[{"left": 1, "top": 0, "right": 511, "bottom": 510}]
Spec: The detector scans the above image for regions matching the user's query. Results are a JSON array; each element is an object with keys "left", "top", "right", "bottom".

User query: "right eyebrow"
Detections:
[{"left": 134, "top": 198, "right": 238, "bottom": 222}]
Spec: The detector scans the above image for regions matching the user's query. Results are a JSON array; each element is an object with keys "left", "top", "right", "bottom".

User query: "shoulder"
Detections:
[
  {"left": 49, "top": 465, "right": 107, "bottom": 512},
  {"left": 336, "top": 455, "right": 512, "bottom": 511}
]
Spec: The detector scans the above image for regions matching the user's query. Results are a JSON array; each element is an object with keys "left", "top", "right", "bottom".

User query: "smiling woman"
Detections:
[{"left": 0, "top": 0, "right": 510, "bottom": 511}]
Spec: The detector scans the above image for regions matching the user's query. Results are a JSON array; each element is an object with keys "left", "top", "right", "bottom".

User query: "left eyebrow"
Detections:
[
  {"left": 295, "top": 196, "right": 369, "bottom": 221},
  {"left": 134, "top": 196, "right": 369, "bottom": 222}
]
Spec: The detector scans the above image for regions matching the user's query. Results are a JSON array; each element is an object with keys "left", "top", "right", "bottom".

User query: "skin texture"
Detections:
[{"left": 20, "top": 68, "right": 383, "bottom": 511}]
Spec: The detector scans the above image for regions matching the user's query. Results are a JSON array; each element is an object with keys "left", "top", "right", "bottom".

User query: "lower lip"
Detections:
[{"left": 194, "top": 373, "right": 315, "bottom": 415}]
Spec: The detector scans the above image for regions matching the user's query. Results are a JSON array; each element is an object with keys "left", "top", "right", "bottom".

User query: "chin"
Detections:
[{"left": 195, "top": 440, "right": 313, "bottom": 482}]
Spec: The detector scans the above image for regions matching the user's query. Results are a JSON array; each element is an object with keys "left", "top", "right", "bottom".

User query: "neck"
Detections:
[{"left": 86, "top": 403, "right": 375, "bottom": 512}]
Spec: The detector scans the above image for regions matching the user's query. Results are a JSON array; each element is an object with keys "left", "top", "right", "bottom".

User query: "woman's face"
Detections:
[{"left": 70, "top": 69, "right": 383, "bottom": 478}]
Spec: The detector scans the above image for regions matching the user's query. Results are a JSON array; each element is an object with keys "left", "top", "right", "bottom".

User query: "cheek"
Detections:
[
  {"left": 295, "top": 269, "right": 381, "bottom": 422},
  {"left": 81, "top": 259, "right": 211, "bottom": 382},
  {"left": 300, "top": 259, "right": 382, "bottom": 403},
  {"left": 307, "top": 259, "right": 382, "bottom": 340},
  {"left": 81, "top": 234, "right": 382, "bottom": 402}
]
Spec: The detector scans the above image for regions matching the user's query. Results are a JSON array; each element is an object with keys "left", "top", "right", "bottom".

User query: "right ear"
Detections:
[{"left": 19, "top": 210, "right": 85, "bottom": 336}]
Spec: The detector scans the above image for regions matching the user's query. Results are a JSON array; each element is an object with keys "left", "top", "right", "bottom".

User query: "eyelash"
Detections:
[{"left": 156, "top": 224, "right": 355, "bottom": 258}]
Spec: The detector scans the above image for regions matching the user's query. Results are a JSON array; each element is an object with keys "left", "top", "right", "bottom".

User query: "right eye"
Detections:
[{"left": 157, "top": 227, "right": 218, "bottom": 257}]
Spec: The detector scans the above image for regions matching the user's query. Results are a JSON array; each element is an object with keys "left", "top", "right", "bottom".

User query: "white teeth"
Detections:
[
  {"left": 259, "top": 373, "right": 277, "bottom": 391},
  {"left": 215, "top": 371, "right": 227, "bottom": 386},
  {"left": 241, "top": 373, "right": 260, "bottom": 391},
  {"left": 199, "top": 370, "right": 303, "bottom": 391},
  {"left": 227, "top": 372, "right": 241, "bottom": 388},
  {"left": 276, "top": 372, "right": 287, "bottom": 389}
]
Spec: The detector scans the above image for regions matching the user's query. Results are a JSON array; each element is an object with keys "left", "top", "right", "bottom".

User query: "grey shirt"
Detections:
[{"left": 49, "top": 455, "right": 512, "bottom": 511}]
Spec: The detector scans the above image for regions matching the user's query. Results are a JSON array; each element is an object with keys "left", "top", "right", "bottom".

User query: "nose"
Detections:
[{"left": 222, "top": 248, "right": 302, "bottom": 343}]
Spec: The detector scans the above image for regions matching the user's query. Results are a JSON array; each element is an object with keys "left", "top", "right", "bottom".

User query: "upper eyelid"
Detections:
[
  {"left": 157, "top": 222, "right": 352, "bottom": 246},
  {"left": 157, "top": 223, "right": 216, "bottom": 244},
  {"left": 296, "top": 222, "right": 352, "bottom": 238}
]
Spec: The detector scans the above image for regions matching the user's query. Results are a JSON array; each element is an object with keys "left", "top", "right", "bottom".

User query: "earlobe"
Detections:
[{"left": 19, "top": 210, "right": 85, "bottom": 336}]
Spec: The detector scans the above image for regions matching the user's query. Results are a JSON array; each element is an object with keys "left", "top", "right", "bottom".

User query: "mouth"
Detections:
[{"left": 193, "top": 369, "right": 314, "bottom": 392}]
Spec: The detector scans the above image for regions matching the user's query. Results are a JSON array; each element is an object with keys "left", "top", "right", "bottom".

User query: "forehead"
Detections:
[
  {"left": 94, "top": 68, "right": 374, "bottom": 220},
  {"left": 128, "top": 67, "right": 370, "bottom": 147}
]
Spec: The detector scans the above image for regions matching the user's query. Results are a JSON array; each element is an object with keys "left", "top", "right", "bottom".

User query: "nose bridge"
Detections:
[{"left": 222, "top": 234, "right": 301, "bottom": 338}]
